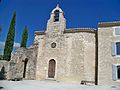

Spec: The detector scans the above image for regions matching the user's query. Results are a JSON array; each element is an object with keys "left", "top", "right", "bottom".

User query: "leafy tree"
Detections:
[
  {"left": 20, "top": 26, "right": 28, "bottom": 48},
  {"left": 3, "top": 12, "right": 16, "bottom": 61},
  {"left": 0, "top": 55, "right": 3, "bottom": 60}
]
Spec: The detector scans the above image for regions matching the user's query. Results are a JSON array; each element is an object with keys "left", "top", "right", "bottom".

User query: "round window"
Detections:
[{"left": 51, "top": 42, "right": 56, "bottom": 48}]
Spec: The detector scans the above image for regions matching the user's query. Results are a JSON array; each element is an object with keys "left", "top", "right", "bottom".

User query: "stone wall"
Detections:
[
  {"left": 6, "top": 5, "right": 96, "bottom": 84},
  {"left": 0, "top": 60, "right": 8, "bottom": 71},
  {"left": 35, "top": 30, "right": 96, "bottom": 83},
  {"left": 98, "top": 26, "right": 120, "bottom": 85},
  {"left": 0, "top": 60, "right": 9, "bottom": 79},
  {"left": 35, "top": 5, "right": 96, "bottom": 83},
  {"left": 7, "top": 47, "right": 38, "bottom": 80}
]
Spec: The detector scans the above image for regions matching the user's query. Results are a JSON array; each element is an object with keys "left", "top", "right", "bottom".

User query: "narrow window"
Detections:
[
  {"left": 116, "top": 42, "right": 120, "bottom": 55},
  {"left": 54, "top": 10, "right": 59, "bottom": 22},
  {"left": 115, "top": 28, "right": 120, "bottom": 35},
  {"left": 112, "top": 64, "right": 120, "bottom": 80},
  {"left": 117, "top": 66, "right": 120, "bottom": 79},
  {"left": 112, "top": 42, "right": 120, "bottom": 56}
]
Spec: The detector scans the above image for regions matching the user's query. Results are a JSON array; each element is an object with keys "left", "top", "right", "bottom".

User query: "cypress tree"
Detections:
[
  {"left": 3, "top": 12, "right": 16, "bottom": 61},
  {"left": 20, "top": 26, "right": 28, "bottom": 48}
]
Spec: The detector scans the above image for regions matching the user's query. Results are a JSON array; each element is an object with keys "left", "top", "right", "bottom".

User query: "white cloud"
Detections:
[{"left": 14, "top": 42, "right": 20, "bottom": 48}]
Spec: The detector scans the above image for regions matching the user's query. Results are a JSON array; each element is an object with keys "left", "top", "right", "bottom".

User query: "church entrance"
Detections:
[{"left": 48, "top": 59, "right": 56, "bottom": 78}]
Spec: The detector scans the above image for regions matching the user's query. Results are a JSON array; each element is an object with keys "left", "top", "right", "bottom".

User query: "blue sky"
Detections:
[{"left": 0, "top": 0, "right": 120, "bottom": 52}]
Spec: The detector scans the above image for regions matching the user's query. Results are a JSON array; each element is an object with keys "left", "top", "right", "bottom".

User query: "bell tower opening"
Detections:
[
  {"left": 46, "top": 4, "right": 66, "bottom": 34},
  {"left": 54, "top": 10, "right": 59, "bottom": 22}
]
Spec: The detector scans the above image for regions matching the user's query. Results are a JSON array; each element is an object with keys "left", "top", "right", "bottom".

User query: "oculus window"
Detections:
[{"left": 51, "top": 42, "right": 56, "bottom": 48}]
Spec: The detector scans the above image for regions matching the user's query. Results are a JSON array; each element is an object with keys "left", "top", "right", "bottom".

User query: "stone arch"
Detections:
[{"left": 48, "top": 59, "right": 56, "bottom": 78}]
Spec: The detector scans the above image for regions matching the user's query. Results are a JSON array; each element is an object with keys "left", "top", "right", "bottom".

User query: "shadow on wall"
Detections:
[{"left": 0, "top": 66, "right": 6, "bottom": 80}]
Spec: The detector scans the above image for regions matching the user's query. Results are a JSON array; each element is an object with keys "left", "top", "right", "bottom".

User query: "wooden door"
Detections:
[{"left": 48, "top": 59, "right": 56, "bottom": 78}]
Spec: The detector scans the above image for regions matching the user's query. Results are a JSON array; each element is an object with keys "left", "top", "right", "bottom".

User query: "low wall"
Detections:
[
  {"left": 0, "top": 60, "right": 9, "bottom": 79},
  {"left": 0, "top": 60, "right": 9, "bottom": 70}
]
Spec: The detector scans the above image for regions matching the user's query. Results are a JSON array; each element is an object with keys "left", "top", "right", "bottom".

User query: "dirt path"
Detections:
[{"left": 0, "top": 80, "right": 119, "bottom": 90}]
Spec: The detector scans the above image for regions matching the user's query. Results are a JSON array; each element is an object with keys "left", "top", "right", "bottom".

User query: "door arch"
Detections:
[
  {"left": 48, "top": 59, "right": 56, "bottom": 78},
  {"left": 23, "top": 58, "right": 28, "bottom": 78}
]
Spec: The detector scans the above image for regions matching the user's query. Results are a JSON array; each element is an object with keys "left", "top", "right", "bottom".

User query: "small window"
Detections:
[
  {"left": 54, "top": 10, "right": 59, "bottom": 22},
  {"left": 117, "top": 66, "right": 120, "bottom": 79},
  {"left": 112, "top": 64, "right": 120, "bottom": 80},
  {"left": 114, "top": 28, "right": 120, "bottom": 35},
  {"left": 116, "top": 42, "right": 120, "bottom": 55},
  {"left": 112, "top": 42, "right": 120, "bottom": 56}
]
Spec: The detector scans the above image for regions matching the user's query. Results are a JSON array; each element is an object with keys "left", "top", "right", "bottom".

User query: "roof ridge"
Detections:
[
  {"left": 99, "top": 21, "right": 120, "bottom": 24},
  {"left": 66, "top": 28, "right": 96, "bottom": 30}
]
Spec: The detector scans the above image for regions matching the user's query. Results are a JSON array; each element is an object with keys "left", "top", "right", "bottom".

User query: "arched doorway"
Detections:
[
  {"left": 48, "top": 59, "right": 56, "bottom": 78},
  {"left": 23, "top": 58, "right": 28, "bottom": 78}
]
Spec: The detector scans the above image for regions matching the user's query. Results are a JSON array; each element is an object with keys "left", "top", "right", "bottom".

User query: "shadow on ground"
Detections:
[{"left": 0, "top": 87, "right": 4, "bottom": 89}]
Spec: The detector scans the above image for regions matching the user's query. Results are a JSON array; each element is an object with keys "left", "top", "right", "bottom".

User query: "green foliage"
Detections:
[
  {"left": 0, "top": 66, "right": 6, "bottom": 80},
  {"left": 0, "top": 55, "right": 3, "bottom": 60},
  {"left": 20, "top": 26, "right": 28, "bottom": 48},
  {"left": 3, "top": 12, "right": 16, "bottom": 61}
]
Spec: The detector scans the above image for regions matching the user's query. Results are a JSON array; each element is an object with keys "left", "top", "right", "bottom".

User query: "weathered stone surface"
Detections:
[
  {"left": 4, "top": 5, "right": 96, "bottom": 84},
  {"left": 0, "top": 60, "right": 8, "bottom": 71},
  {"left": 2, "top": 5, "right": 120, "bottom": 86},
  {"left": 7, "top": 47, "right": 38, "bottom": 80},
  {"left": 0, "top": 60, "right": 9, "bottom": 79},
  {"left": 98, "top": 26, "right": 120, "bottom": 85},
  {"left": 35, "top": 5, "right": 96, "bottom": 83}
]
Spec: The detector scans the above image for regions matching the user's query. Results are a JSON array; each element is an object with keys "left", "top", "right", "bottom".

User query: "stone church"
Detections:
[
  {"left": 7, "top": 4, "right": 96, "bottom": 84},
  {"left": 0, "top": 5, "right": 120, "bottom": 85}
]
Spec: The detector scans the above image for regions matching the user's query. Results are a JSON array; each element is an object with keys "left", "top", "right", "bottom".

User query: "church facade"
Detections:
[
  {"left": 1, "top": 5, "right": 120, "bottom": 85},
  {"left": 34, "top": 5, "right": 96, "bottom": 83}
]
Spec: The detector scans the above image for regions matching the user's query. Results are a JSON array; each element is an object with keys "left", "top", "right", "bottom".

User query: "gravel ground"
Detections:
[{"left": 0, "top": 80, "right": 120, "bottom": 90}]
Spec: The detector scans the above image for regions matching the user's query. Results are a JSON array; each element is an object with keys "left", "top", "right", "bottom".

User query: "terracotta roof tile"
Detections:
[{"left": 98, "top": 21, "right": 120, "bottom": 27}]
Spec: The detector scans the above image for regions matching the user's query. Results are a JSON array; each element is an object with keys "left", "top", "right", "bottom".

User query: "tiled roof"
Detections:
[
  {"left": 65, "top": 28, "right": 96, "bottom": 33},
  {"left": 98, "top": 21, "right": 120, "bottom": 27},
  {"left": 34, "top": 28, "right": 97, "bottom": 35},
  {"left": 34, "top": 31, "right": 45, "bottom": 35}
]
